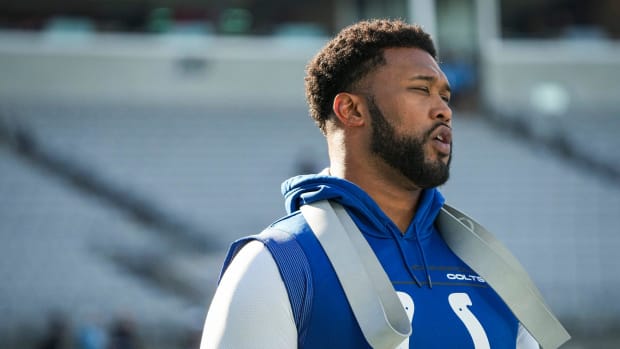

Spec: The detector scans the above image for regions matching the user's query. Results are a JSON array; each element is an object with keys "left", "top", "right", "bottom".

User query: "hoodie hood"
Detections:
[{"left": 282, "top": 170, "right": 445, "bottom": 241}]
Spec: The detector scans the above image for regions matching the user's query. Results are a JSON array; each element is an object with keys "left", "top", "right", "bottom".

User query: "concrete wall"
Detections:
[
  {"left": 0, "top": 31, "right": 326, "bottom": 107},
  {"left": 5, "top": 31, "right": 619, "bottom": 119},
  {"left": 480, "top": 39, "right": 620, "bottom": 118}
]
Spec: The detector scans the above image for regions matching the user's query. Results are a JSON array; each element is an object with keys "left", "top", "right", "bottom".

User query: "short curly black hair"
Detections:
[{"left": 305, "top": 19, "right": 437, "bottom": 134}]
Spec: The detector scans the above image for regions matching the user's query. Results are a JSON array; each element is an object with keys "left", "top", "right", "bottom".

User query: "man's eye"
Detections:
[
  {"left": 410, "top": 86, "right": 429, "bottom": 93},
  {"left": 442, "top": 95, "right": 451, "bottom": 103}
]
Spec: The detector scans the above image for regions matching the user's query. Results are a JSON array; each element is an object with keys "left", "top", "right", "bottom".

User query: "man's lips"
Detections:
[{"left": 430, "top": 124, "right": 452, "bottom": 155}]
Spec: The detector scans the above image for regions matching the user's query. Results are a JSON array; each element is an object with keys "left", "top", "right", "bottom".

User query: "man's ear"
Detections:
[{"left": 333, "top": 93, "right": 366, "bottom": 128}]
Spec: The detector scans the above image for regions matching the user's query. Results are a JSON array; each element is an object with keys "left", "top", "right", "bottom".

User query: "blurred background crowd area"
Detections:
[
  {"left": 1, "top": 0, "right": 619, "bottom": 38},
  {"left": 0, "top": 0, "right": 619, "bottom": 348}
]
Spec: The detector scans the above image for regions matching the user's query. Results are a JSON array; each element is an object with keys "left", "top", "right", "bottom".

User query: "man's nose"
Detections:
[{"left": 432, "top": 97, "right": 452, "bottom": 125}]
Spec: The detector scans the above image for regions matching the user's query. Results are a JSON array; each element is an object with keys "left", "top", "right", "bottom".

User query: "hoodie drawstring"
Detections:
[
  {"left": 416, "top": 238, "right": 433, "bottom": 289},
  {"left": 395, "top": 236, "right": 424, "bottom": 288},
  {"left": 391, "top": 227, "right": 433, "bottom": 289}
]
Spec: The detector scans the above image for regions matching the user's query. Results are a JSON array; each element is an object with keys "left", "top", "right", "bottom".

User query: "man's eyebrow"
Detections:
[
  {"left": 408, "top": 74, "right": 435, "bottom": 82},
  {"left": 408, "top": 75, "right": 451, "bottom": 92}
]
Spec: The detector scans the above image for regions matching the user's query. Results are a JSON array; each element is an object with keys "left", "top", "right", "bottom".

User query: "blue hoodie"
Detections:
[
  {"left": 283, "top": 172, "right": 445, "bottom": 288},
  {"left": 224, "top": 172, "right": 519, "bottom": 348}
]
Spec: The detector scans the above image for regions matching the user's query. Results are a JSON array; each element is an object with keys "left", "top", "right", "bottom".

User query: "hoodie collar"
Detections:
[{"left": 282, "top": 169, "right": 445, "bottom": 240}]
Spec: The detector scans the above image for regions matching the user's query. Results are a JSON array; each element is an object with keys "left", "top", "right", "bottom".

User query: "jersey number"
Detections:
[{"left": 396, "top": 292, "right": 490, "bottom": 349}]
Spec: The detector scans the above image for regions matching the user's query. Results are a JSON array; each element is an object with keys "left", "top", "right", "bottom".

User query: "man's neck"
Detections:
[{"left": 330, "top": 164, "right": 423, "bottom": 233}]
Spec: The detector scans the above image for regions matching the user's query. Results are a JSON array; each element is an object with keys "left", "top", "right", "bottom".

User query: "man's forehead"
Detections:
[
  {"left": 379, "top": 47, "right": 447, "bottom": 81},
  {"left": 382, "top": 47, "right": 442, "bottom": 74}
]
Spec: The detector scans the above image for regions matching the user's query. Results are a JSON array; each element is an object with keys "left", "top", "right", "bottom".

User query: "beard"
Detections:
[{"left": 368, "top": 96, "right": 451, "bottom": 188}]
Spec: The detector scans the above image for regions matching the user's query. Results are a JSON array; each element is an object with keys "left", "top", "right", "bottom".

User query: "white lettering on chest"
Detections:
[
  {"left": 446, "top": 273, "right": 486, "bottom": 283},
  {"left": 448, "top": 293, "right": 490, "bottom": 349},
  {"left": 393, "top": 291, "right": 491, "bottom": 348}
]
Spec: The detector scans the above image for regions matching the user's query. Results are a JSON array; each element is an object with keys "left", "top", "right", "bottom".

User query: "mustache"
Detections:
[{"left": 424, "top": 122, "right": 452, "bottom": 141}]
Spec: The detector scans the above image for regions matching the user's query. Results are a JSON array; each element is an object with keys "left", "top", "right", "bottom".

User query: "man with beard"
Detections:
[{"left": 200, "top": 20, "right": 542, "bottom": 348}]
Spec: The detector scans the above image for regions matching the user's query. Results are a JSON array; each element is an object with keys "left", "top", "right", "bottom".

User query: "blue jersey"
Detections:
[{"left": 223, "top": 173, "right": 519, "bottom": 348}]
